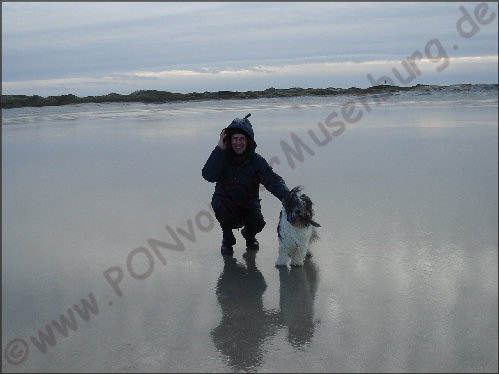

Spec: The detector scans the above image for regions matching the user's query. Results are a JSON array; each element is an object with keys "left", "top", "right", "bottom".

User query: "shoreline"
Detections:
[{"left": 1, "top": 83, "right": 497, "bottom": 109}]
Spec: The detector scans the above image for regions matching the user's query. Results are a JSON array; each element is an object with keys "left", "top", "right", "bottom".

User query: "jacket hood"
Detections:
[{"left": 224, "top": 113, "right": 257, "bottom": 152}]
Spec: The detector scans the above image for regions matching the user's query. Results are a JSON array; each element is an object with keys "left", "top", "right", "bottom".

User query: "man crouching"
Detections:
[{"left": 202, "top": 113, "right": 290, "bottom": 256}]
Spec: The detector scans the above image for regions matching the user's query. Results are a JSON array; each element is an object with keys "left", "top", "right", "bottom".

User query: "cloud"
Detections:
[
  {"left": 2, "top": 2, "right": 497, "bottom": 95},
  {"left": 3, "top": 55, "right": 497, "bottom": 97}
]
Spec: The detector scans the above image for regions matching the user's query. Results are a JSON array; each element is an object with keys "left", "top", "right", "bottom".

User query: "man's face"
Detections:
[{"left": 231, "top": 134, "right": 248, "bottom": 155}]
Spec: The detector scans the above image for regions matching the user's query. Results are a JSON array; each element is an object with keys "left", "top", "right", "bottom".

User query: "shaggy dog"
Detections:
[{"left": 276, "top": 186, "right": 320, "bottom": 267}]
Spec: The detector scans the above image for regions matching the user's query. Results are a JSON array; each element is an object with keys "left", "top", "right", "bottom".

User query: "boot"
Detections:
[
  {"left": 220, "top": 242, "right": 234, "bottom": 256},
  {"left": 241, "top": 227, "right": 259, "bottom": 251},
  {"left": 221, "top": 229, "right": 236, "bottom": 256}
]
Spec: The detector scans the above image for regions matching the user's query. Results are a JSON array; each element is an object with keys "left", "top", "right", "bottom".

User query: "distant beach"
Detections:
[{"left": 2, "top": 83, "right": 497, "bottom": 109}]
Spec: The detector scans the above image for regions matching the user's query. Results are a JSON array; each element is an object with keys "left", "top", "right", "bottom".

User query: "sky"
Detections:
[{"left": 2, "top": 2, "right": 498, "bottom": 97}]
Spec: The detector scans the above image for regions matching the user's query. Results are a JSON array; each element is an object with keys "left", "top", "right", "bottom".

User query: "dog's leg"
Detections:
[
  {"left": 275, "top": 242, "right": 289, "bottom": 267},
  {"left": 306, "top": 228, "right": 318, "bottom": 258},
  {"left": 290, "top": 247, "right": 306, "bottom": 266}
]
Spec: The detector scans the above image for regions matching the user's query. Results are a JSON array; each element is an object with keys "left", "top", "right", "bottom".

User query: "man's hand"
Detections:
[{"left": 218, "top": 129, "right": 228, "bottom": 150}]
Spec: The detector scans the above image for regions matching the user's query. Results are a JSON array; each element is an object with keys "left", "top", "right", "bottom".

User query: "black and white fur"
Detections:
[{"left": 276, "top": 186, "right": 321, "bottom": 267}]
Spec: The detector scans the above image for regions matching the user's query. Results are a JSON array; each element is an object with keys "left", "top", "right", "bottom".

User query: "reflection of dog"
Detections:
[
  {"left": 278, "top": 260, "right": 319, "bottom": 348},
  {"left": 276, "top": 186, "right": 320, "bottom": 267}
]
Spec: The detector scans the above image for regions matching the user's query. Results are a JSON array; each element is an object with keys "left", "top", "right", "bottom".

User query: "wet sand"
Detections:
[{"left": 2, "top": 92, "right": 498, "bottom": 372}]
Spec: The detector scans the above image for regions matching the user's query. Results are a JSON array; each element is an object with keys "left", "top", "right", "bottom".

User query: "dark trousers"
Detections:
[{"left": 218, "top": 209, "right": 266, "bottom": 245}]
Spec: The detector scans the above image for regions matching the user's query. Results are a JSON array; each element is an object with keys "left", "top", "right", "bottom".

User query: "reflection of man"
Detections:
[
  {"left": 278, "top": 260, "right": 319, "bottom": 348},
  {"left": 210, "top": 252, "right": 281, "bottom": 371}
]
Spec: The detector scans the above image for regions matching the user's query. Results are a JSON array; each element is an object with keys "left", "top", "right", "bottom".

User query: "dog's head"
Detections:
[{"left": 283, "top": 186, "right": 321, "bottom": 228}]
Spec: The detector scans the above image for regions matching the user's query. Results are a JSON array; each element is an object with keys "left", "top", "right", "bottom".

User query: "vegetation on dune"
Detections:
[{"left": 1, "top": 84, "right": 496, "bottom": 109}]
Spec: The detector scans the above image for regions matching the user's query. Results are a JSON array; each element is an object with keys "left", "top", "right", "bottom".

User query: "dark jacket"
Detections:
[{"left": 202, "top": 117, "right": 289, "bottom": 222}]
